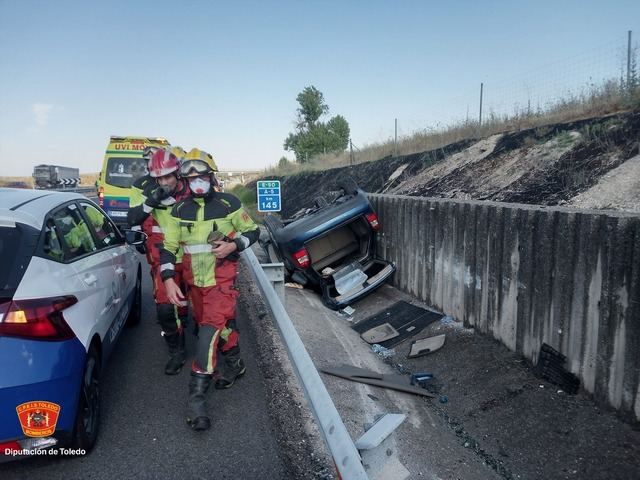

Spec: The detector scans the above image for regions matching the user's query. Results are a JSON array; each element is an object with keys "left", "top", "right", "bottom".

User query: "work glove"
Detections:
[{"left": 145, "top": 186, "right": 170, "bottom": 208}]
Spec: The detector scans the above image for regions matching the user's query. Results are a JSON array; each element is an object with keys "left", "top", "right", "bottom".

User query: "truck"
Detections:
[{"left": 32, "top": 164, "right": 80, "bottom": 189}]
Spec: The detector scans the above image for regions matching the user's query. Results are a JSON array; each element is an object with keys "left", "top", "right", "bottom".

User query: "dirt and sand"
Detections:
[{"left": 251, "top": 110, "right": 640, "bottom": 219}]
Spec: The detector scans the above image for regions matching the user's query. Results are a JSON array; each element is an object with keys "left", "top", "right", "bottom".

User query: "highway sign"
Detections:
[{"left": 257, "top": 180, "right": 281, "bottom": 212}]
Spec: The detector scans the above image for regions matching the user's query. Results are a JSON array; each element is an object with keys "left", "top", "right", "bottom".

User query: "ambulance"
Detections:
[{"left": 97, "top": 136, "right": 170, "bottom": 226}]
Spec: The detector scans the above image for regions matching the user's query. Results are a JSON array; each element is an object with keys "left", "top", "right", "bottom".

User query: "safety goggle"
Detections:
[{"left": 180, "top": 159, "right": 212, "bottom": 177}]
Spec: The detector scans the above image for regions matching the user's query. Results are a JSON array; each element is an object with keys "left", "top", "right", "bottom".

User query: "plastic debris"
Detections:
[
  {"left": 440, "top": 315, "right": 455, "bottom": 326},
  {"left": 341, "top": 306, "right": 355, "bottom": 316},
  {"left": 371, "top": 344, "right": 396, "bottom": 359},
  {"left": 410, "top": 373, "right": 434, "bottom": 389}
]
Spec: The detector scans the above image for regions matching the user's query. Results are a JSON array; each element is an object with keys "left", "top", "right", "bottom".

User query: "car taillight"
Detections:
[
  {"left": 0, "top": 296, "right": 77, "bottom": 340},
  {"left": 292, "top": 248, "right": 310, "bottom": 269},
  {"left": 366, "top": 212, "right": 380, "bottom": 231}
]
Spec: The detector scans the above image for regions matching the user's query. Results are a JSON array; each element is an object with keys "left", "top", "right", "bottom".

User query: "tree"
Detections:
[{"left": 284, "top": 86, "right": 350, "bottom": 163}]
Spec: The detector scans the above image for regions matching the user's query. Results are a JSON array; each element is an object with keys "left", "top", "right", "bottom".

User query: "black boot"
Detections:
[
  {"left": 163, "top": 331, "right": 186, "bottom": 375},
  {"left": 187, "top": 372, "right": 211, "bottom": 431},
  {"left": 215, "top": 346, "right": 246, "bottom": 389}
]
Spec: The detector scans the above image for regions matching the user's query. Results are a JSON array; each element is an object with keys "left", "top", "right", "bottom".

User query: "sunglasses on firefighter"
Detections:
[{"left": 180, "top": 160, "right": 211, "bottom": 176}]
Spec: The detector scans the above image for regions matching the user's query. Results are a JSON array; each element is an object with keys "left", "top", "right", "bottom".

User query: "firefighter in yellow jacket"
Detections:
[{"left": 160, "top": 148, "right": 259, "bottom": 431}]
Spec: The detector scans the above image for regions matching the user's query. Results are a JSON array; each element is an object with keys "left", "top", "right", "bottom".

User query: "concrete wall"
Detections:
[{"left": 369, "top": 194, "right": 640, "bottom": 421}]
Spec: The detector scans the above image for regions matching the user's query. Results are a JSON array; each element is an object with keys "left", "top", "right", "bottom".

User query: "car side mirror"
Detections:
[{"left": 123, "top": 229, "right": 147, "bottom": 246}]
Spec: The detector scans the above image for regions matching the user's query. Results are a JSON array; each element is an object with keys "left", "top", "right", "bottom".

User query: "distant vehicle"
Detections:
[
  {"left": 261, "top": 177, "right": 396, "bottom": 310},
  {"left": 3, "top": 181, "right": 30, "bottom": 189},
  {"left": 32, "top": 165, "right": 80, "bottom": 189},
  {"left": 0, "top": 188, "right": 144, "bottom": 460},
  {"left": 96, "top": 135, "right": 170, "bottom": 226}
]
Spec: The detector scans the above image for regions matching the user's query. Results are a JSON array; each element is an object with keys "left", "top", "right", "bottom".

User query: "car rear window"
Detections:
[
  {"left": 0, "top": 223, "right": 40, "bottom": 299},
  {"left": 105, "top": 157, "right": 148, "bottom": 188}
]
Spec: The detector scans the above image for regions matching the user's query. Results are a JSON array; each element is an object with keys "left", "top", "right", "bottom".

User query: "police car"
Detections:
[{"left": 0, "top": 188, "right": 144, "bottom": 460}]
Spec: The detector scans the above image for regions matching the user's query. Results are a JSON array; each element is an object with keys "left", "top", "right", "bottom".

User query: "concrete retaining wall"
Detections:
[{"left": 369, "top": 194, "right": 640, "bottom": 421}]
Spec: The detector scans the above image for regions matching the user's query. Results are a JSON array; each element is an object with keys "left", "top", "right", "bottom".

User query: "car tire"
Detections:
[
  {"left": 266, "top": 241, "right": 283, "bottom": 264},
  {"left": 338, "top": 177, "right": 359, "bottom": 196},
  {"left": 126, "top": 269, "right": 142, "bottom": 327},
  {"left": 263, "top": 214, "right": 283, "bottom": 234},
  {"left": 72, "top": 345, "right": 101, "bottom": 452}
]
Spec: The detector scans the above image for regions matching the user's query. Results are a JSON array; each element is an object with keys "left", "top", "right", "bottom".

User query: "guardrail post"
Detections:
[
  {"left": 243, "top": 248, "right": 369, "bottom": 479},
  {"left": 259, "top": 262, "right": 286, "bottom": 304}
]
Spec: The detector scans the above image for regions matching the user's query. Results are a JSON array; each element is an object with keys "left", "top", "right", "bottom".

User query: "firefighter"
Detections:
[
  {"left": 128, "top": 148, "right": 191, "bottom": 375},
  {"left": 160, "top": 148, "right": 259, "bottom": 431}
]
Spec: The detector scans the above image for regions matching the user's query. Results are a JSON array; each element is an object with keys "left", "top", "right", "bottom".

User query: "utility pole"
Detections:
[
  {"left": 479, "top": 82, "right": 484, "bottom": 127},
  {"left": 394, "top": 118, "right": 398, "bottom": 157}
]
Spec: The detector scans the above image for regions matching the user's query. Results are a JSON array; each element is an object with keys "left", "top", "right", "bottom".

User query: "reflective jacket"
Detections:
[
  {"left": 64, "top": 206, "right": 105, "bottom": 252},
  {"left": 127, "top": 174, "right": 190, "bottom": 264},
  {"left": 160, "top": 192, "right": 259, "bottom": 287}
]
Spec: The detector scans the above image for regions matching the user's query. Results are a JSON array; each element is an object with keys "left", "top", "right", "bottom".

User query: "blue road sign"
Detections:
[{"left": 257, "top": 180, "right": 281, "bottom": 212}]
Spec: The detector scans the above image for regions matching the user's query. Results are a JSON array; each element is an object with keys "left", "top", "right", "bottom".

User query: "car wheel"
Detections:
[
  {"left": 338, "top": 177, "right": 359, "bottom": 196},
  {"left": 263, "top": 214, "right": 283, "bottom": 234},
  {"left": 126, "top": 270, "right": 142, "bottom": 327},
  {"left": 72, "top": 345, "right": 101, "bottom": 452}
]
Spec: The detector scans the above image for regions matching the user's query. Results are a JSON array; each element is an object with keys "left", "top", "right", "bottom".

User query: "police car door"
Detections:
[
  {"left": 47, "top": 203, "right": 115, "bottom": 352},
  {"left": 78, "top": 202, "right": 133, "bottom": 354}
]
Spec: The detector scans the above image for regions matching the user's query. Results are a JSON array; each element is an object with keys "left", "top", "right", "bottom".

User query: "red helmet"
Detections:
[{"left": 148, "top": 149, "right": 180, "bottom": 178}]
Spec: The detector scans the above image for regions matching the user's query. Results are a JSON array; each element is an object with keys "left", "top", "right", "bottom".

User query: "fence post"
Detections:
[
  {"left": 350, "top": 139, "right": 354, "bottom": 165},
  {"left": 628, "top": 30, "right": 633, "bottom": 88},
  {"left": 479, "top": 82, "right": 484, "bottom": 127},
  {"left": 394, "top": 118, "right": 398, "bottom": 157}
]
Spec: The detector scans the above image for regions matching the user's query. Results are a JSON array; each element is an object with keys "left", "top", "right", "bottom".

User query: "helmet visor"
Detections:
[{"left": 180, "top": 159, "right": 212, "bottom": 177}]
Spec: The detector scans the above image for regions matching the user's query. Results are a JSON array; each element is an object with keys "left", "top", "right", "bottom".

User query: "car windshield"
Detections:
[
  {"left": 0, "top": 223, "right": 39, "bottom": 299},
  {"left": 105, "top": 157, "right": 148, "bottom": 188}
]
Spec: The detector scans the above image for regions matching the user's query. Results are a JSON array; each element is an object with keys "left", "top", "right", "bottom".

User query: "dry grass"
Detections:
[
  {"left": 0, "top": 176, "right": 34, "bottom": 187},
  {"left": 0, "top": 172, "right": 100, "bottom": 188},
  {"left": 81, "top": 173, "right": 99, "bottom": 186},
  {"left": 264, "top": 80, "right": 640, "bottom": 177}
]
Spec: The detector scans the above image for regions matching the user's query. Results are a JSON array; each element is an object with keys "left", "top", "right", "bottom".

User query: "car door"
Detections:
[
  {"left": 77, "top": 201, "right": 134, "bottom": 352},
  {"left": 49, "top": 203, "right": 117, "bottom": 352}
]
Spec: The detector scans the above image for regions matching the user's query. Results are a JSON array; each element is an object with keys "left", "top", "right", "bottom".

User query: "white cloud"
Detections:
[{"left": 32, "top": 103, "right": 54, "bottom": 127}]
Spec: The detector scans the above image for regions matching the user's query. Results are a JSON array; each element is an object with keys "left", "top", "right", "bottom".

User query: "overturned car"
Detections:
[{"left": 261, "top": 178, "right": 395, "bottom": 309}]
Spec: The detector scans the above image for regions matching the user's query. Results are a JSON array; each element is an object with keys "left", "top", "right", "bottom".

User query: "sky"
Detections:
[{"left": 0, "top": 0, "right": 638, "bottom": 176}]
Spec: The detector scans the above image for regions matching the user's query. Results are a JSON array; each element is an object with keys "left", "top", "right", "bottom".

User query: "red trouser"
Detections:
[
  {"left": 151, "top": 262, "right": 185, "bottom": 306},
  {"left": 188, "top": 259, "right": 240, "bottom": 374}
]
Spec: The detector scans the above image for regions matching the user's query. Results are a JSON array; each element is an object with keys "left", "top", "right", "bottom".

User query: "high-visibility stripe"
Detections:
[
  {"left": 161, "top": 263, "right": 175, "bottom": 271},
  {"left": 152, "top": 225, "right": 163, "bottom": 233},
  {"left": 238, "top": 235, "right": 250, "bottom": 249},
  {"left": 143, "top": 203, "right": 153, "bottom": 213},
  {"left": 131, "top": 225, "right": 142, "bottom": 231},
  {"left": 207, "top": 329, "right": 221, "bottom": 373},
  {"left": 183, "top": 244, "right": 212, "bottom": 254}
]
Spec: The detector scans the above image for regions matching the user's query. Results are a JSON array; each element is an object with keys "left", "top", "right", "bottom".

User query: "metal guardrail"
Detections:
[{"left": 243, "top": 248, "right": 368, "bottom": 479}]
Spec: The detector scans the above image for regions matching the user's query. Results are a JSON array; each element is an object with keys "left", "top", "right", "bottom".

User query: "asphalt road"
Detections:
[{"left": 0, "top": 260, "right": 288, "bottom": 479}]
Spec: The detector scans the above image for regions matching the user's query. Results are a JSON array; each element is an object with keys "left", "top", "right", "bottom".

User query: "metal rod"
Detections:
[{"left": 243, "top": 249, "right": 368, "bottom": 479}]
